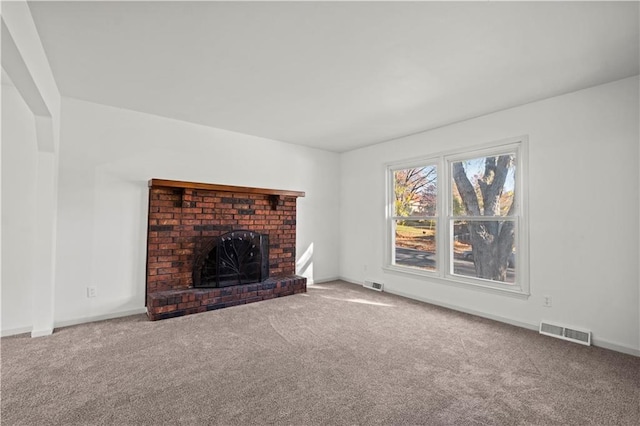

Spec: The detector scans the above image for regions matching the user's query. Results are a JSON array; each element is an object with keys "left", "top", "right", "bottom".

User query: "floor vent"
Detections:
[
  {"left": 540, "top": 321, "right": 591, "bottom": 346},
  {"left": 363, "top": 281, "right": 384, "bottom": 292}
]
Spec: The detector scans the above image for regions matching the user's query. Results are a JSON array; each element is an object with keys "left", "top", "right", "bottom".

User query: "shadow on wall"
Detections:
[
  {"left": 89, "top": 172, "right": 147, "bottom": 313},
  {"left": 296, "top": 243, "right": 313, "bottom": 282}
]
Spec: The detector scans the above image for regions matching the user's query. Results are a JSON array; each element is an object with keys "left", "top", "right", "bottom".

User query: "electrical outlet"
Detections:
[
  {"left": 543, "top": 295, "right": 552, "bottom": 307},
  {"left": 87, "top": 287, "right": 97, "bottom": 298}
]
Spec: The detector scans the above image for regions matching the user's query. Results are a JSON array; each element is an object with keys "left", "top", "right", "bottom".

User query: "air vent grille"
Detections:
[
  {"left": 564, "top": 328, "right": 590, "bottom": 343},
  {"left": 540, "top": 323, "right": 563, "bottom": 336},
  {"left": 363, "top": 281, "right": 384, "bottom": 292},
  {"left": 540, "top": 321, "right": 591, "bottom": 346}
]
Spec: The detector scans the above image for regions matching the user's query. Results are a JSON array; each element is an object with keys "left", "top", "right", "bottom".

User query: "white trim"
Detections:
[
  {"left": 373, "top": 284, "right": 638, "bottom": 357},
  {"left": 387, "top": 158, "right": 440, "bottom": 173},
  {"left": 444, "top": 139, "right": 527, "bottom": 293},
  {"left": 1, "top": 326, "right": 33, "bottom": 337},
  {"left": 382, "top": 265, "right": 530, "bottom": 299},
  {"left": 373, "top": 285, "right": 537, "bottom": 330},
  {"left": 337, "top": 276, "right": 363, "bottom": 286},
  {"left": 53, "top": 307, "right": 147, "bottom": 330},
  {"left": 448, "top": 216, "right": 518, "bottom": 222},
  {"left": 385, "top": 135, "right": 527, "bottom": 171},
  {"left": 385, "top": 136, "right": 529, "bottom": 294},
  {"left": 386, "top": 161, "right": 440, "bottom": 273},
  {"left": 590, "top": 338, "right": 640, "bottom": 357},
  {"left": 31, "top": 327, "right": 53, "bottom": 338},
  {"left": 307, "top": 276, "right": 341, "bottom": 285}
]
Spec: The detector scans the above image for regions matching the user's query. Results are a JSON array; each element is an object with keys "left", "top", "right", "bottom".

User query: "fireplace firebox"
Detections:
[{"left": 193, "top": 230, "right": 269, "bottom": 288}]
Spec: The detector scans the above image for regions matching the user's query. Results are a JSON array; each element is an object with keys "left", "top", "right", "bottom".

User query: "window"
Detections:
[
  {"left": 391, "top": 165, "right": 438, "bottom": 272},
  {"left": 386, "top": 138, "right": 528, "bottom": 296}
]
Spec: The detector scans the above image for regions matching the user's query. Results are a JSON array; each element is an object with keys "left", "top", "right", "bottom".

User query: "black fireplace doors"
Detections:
[{"left": 192, "top": 230, "right": 269, "bottom": 288}]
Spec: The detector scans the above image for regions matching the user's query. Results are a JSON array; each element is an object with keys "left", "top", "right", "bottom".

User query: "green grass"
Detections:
[{"left": 396, "top": 224, "right": 435, "bottom": 237}]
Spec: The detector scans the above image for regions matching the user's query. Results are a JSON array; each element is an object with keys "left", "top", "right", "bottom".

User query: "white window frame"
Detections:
[
  {"left": 388, "top": 161, "right": 440, "bottom": 272},
  {"left": 384, "top": 136, "right": 529, "bottom": 298}
]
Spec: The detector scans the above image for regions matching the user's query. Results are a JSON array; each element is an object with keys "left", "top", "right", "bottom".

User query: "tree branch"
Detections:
[{"left": 452, "top": 162, "right": 480, "bottom": 216}]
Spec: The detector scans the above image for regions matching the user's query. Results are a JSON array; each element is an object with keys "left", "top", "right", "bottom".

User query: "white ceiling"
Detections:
[{"left": 28, "top": 1, "right": 639, "bottom": 153}]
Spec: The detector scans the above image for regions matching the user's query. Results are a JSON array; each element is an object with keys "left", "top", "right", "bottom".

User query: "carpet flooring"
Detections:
[{"left": 1, "top": 280, "right": 639, "bottom": 425}]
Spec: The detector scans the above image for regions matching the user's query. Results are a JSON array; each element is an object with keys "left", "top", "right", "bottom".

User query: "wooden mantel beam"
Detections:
[{"left": 148, "top": 179, "right": 305, "bottom": 198}]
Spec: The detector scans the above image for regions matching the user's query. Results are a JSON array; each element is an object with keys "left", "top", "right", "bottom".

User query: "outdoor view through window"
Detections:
[
  {"left": 392, "top": 150, "right": 517, "bottom": 285},
  {"left": 393, "top": 165, "right": 438, "bottom": 271}
]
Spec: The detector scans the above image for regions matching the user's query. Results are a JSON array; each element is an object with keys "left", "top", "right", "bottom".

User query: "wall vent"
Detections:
[
  {"left": 540, "top": 321, "right": 591, "bottom": 346},
  {"left": 363, "top": 281, "right": 384, "bottom": 292}
]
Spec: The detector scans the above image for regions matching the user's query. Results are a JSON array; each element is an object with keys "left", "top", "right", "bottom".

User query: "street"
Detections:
[{"left": 395, "top": 247, "right": 515, "bottom": 283}]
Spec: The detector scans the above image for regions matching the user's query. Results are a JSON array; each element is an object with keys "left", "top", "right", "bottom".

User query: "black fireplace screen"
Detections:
[{"left": 193, "top": 230, "right": 269, "bottom": 288}]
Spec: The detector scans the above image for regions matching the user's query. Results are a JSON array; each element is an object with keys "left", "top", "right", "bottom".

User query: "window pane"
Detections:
[
  {"left": 452, "top": 220, "right": 515, "bottom": 284},
  {"left": 451, "top": 154, "right": 516, "bottom": 216},
  {"left": 394, "top": 166, "right": 437, "bottom": 217},
  {"left": 394, "top": 220, "right": 436, "bottom": 271}
]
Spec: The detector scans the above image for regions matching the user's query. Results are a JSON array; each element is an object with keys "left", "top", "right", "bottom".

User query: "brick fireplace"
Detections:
[{"left": 145, "top": 179, "right": 307, "bottom": 320}]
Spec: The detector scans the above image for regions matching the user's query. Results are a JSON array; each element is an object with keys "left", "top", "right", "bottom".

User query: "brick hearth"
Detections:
[
  {"left": 147, "top": 277, "right": 307, "bottom": 321},
  {"left": 145, "top": 179, "right": 306, "bottom": 320}
]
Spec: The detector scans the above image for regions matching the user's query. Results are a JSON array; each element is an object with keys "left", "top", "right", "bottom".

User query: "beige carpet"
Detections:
[{"left": 1, "top": 280, "right": 639, "bottom": 425}]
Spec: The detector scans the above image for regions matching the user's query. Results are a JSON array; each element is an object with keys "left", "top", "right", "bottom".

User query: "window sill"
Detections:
[{"left": 382, "top": 265, "right": 530, "bottom": 299}]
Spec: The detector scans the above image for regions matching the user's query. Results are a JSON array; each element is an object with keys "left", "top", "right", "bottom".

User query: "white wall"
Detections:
[
  {"left": 340, "top": 76, "right": 640, "bottom": 355},
  {"left": 1, "top": 79, "right": 38, "bottom": 333},
  {"left": 1, "top": 0, "right": 61, "bottom": 337},
  {"left": 54, "top": 98, "right": 340, "bottom": 324}
]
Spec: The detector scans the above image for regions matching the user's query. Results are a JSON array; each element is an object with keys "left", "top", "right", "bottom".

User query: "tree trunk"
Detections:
[
  {"left": 467, "top": 221, "right": 514, "bottom": 281},
  {"left": 452, "top": 155, "right": 515, "bottom": 281}
]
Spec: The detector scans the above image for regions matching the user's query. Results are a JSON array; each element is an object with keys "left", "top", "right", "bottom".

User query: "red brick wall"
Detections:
[{"left": 146, "top": 186, "right": 297, "bottom": 298}]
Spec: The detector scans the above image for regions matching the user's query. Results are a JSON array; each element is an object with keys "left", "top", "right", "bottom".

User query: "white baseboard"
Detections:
[
  {"left": 2, "top": 308, "right": 147, "bottom": 338},
  {"left": 383, "top": 286, "right": 538, "bottom": 332},
  {"left": 336, "top": 276, "right": 362, "bottom": 286},
  {"left": 590, "top": 338, "right": 640, "bottom": 357},
  {"left": 1, "top": 326, "right": 32, "bottom": 337},
  {"left": 31, "top": 328, "right": 54, "bottom": 338},
  {"left": 337, "top": 276, "right": 639, "bottom": 358},
  {"left": 307, "top": 276, "right": 340, "bottom": 285},
  {"left": 54, "top": 307, "right": 147, "bottom": 330}
]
